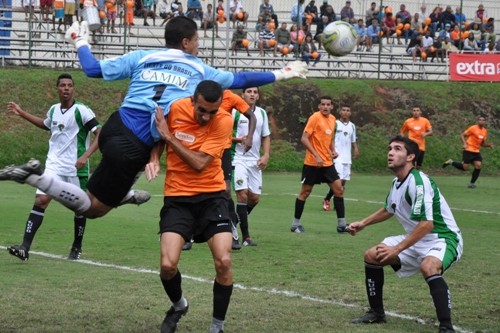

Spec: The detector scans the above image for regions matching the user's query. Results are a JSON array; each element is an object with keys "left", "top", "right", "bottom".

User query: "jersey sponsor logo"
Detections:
[
  {"left": 140, "top": 70, "right": 189, "bottom": 89},
  {"left": 57, "top": 123, "right": 65, "bottom": 131},
  {"left": 175, "top": 131, "right": 195, "bottom": 143},
  {"left": 413, "top": 185, "right": 424, "bottom": 215},
  {"left": 325, "top": 129, "right": 332, "bottom": 135},
  {"left": 413, "top": 126, "right": 422, "bottom": 130}
]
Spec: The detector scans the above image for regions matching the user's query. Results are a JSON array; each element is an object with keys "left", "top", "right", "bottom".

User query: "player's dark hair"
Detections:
[
  {"left": 319, "top": 96, "right": 333, "bottom": 103},
  {"left": 242, "top": 86, "right": 259, "bottom": 94},
  {"left": 56, "top": 73, "right": 73, "bottom": 87},
  {"left": 390, "top": 134, "right": 419, "bottom": 164},
  {"left": 194, "top": 80, "right": 223, "bottom": 103},
  {"left": 164, "top": 16, "right": 198, "bottom": 48}
]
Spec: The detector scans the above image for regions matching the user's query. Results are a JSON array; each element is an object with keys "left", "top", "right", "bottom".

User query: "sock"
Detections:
[
  {"left": 72, "top": 215, "right": 86, "bottom": 249},
  {"left": 451, "top": 161, "right": 465, "bottom": 171},
  {"left": 160, "top": 270, "right": 186, "bottom": 310},
  {"left": 365, "top": 262, "right": 385, "bottom": 314},
  {"left": 119, "top": 190, "right": 134, "bottom": 204},
  {"left": 294, "top": 198, "right": 305, "bottom": 222},
  {"left": 236, "top": 203, "right": 249, "bottom": 239},
  {"left": 247, "top": 204, "right": 255, "bottom": 215},
  {"left": 470, "top": 168, "right": 481, "bottom": 184},
  {"left": 426, "top": 274, "right": 453, "bottom": 330},
  {"left": 27, "top": 174, "right": 91, "bottom": 215},
  {"left": 21, "top": 205, "right": 45, "bottom": 250},
  {"left": 333, "top": 196, "right": 345, "bottom": 219},
  {"left": 213, "top": 279, "right": 233, "bottom": 321},
  {"left": 324, "top": 188, "right": 334, "bottom": 201}
]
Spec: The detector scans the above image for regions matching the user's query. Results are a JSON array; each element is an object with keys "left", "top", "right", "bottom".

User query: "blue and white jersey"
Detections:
[{"left": 100, "top": 48, "right": 235, "bottom": 145}]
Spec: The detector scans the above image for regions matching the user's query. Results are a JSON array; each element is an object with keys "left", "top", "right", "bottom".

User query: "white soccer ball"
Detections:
[{"left": 321, "top": 21, "right": 358, "bottom": 57}]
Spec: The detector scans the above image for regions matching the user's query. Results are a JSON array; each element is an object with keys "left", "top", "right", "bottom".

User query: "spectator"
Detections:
[
  {"left": 290, "top": 23, "right": 305, "bottom": 53},
  {"left": 421, "top": 29, "right": 434, "bottom": 54},
  {"left": 63, "top": 0, "right": 76, "bottom": 29},
  {"left": 469, "top": 22, "right": 485, "bottom": 51},
  {"left": 366, "top": 18, "right": 380, "bottom": 52},
  {"left": 438, "top": 23, "right": 452, "bottom": 41},
  {"left": 259, "top": 0, "right": 278, "bottom": 28},
  {"left": 409, "top": 13, "right": 421, "bottom": 38},
  {"left": 124, "top": 0, "right": 135, "bottom": 35},
  {"left": 429, "top": 39, "right": 446, "bottom": 63},
  {"left": 354, "top": 19, "right": 366, "bottom": 51},
  {"left": 301, "top": 33, "right": 320, "bottom": 66},
  {"left": 202, "top": 3, "right": 219, "bottom": 38},
  {"left": 159, "top": 1, "right": 182, "bottom": 26},
  {"left": 450, "top": 25, "right": 461, "bottom": 48},
  {"left": 140, "top": 0, "right": 155, "bottom": 26},
  {"left": 23, "top": 0, "right": 36, "bottom": 20},
  {"left": 229, "top": 0, "right": 248, "bottom": 28},
  {"left": 406, "top": 32, "right": 422, "bottom": 61},
  {"left": 256, "top": 7, "right": 272, "bottom": 32},
  {"left": 40, "top": 0, "right": 52, "bottom": 21},
  {"left": 157, "top": 0, "right": 169, "bottom": 21},
  {"left": 258, "top": 23, "right": 276, "bottom": 56},
  {"left": 428, "top": 6, "right": 442, "bottom": 37},
  {"left": 186, "top": 0, "right": 202, "bottom": 22},
  {"left": 495, "top": 39, "right": 500, "bottom": 52},
  {"left": 441, "top": 36, "right": 454, "bottom": 54},
  {"left": 365, "top": 1, "right": 378, "bottom": 27},
  {"left": 454, "top": 7, "right": 466, "bottom": 28},
  {"left": 463, "top": 32, "right": 480, "bottom": 52},
  {"left": 291, "top": 0, "right": 305, "bottom": 27},
  {"left": 443, "top": 116, "right": 494, "bottom": 188},
  {"left": 418, "top": 4, "right": 428, "bottom": 21},
  {"left": 314, "top": 15, "right": 329, "bottom": 49},
  {"left": 440, "top": 5, "right": 455, "bottom": 30},
  {"left": 396, "top": 4, "right": 411, "bottom": 44},
  {"left": 319, "top": 0, "right": 329, "bottom": 17},
  {"left": 105, "top": 0, "right": 118, "bottom": 33},
  {"left": 231, "top": 24, "right": 250, "bottom": 56},
  {"left": 382, "top": 12, "right": 396, "bottom": 44},
  {"left": 322, "top": 4, "right": 335, "bottom": 23},
  {"left": 304, "top": 0, "right": 320, "bottom": 25},
  {"left": 482, "top": 17, "right": 496, "bottom": 51},
  {"left": 475, "top": 4, "right": 488, "bottom": 22},
  {"left": 340, "top": 0, "right": 355, "bottom": 24},
  {"left": 275, "top": 22, "right": 291, "bottom": 56}
]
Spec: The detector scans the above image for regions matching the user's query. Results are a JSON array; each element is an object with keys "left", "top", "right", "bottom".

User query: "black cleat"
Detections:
[
  {"left": 0, "top": 159, "right": 42, "bottom": 183},
  {"left": 68, "top": 247, "right": 82, "bottom": 260},
  {"left": 290, "top": 225, "right": 305, "bottom": 233},
  {"left": 7, "top": 245, "right": 29, "bottom": 261},
  {"left": 337, "top": 224, "right": 350, "bottom": 233},
  {"left": 182, "top": 241, "right": 192, "bottom": 251},
  {"left": 442, "top": 159, "right": 453, "bottom": 168},
  {"left": 232, "top": 238, "right": 241, "bottom": 250},
  {"left": 352, "top": 309, "right": 387, "bottom": 324},
  {"left": 438, "top": 327, "right": 456, "bottom": 333},
  {"left": 161, "top": 305, "right": 189, "bottom": 333}
]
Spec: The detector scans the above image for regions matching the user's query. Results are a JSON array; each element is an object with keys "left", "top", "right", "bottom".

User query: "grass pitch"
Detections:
[{"left": 0, "top": 172, "right": 498, "bottom": 333}]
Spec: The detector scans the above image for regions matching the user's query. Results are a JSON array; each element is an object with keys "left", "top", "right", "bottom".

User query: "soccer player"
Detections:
[
  {"left": 442, "top": 116, "right": 494, "bottom": 188},
  {"left": 400, "top": 106, "right": 433, "bottom": 169},
  {"left": 6, "top": 73, "right": 101, "bottom": 261},
  {"left": 291, "top": 96, "right": 348, "bottom": 234},
  {"left": 348, "top": 135, "right": 463, "bottom": 333},
  {"left": 146, "top": 80, "right": 233, "bottom": 333},
  {"left": 0, "top": 16, "right": 307, "bottom": 220},
  {"left": 323, "top": 105, "right": 359, "bottom": 212},
  {"left": 231, "top": 87, "right": 271, "bottom": 247}
]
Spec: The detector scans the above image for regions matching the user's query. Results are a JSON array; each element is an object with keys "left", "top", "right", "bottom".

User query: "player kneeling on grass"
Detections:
[{"left": 347, "top": 135, "right": 463, "bottom": 333}]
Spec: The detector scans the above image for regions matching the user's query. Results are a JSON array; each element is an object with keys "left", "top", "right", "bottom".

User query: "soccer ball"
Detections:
[{"left": 322, "top": 21, "right": 357, "bottom": 57}]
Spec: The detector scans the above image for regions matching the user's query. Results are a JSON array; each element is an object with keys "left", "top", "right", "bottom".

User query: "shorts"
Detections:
[
  {"left": 462, "top": 150, "right": 482, "bottom": 164},
  {"left": 205, "top": 21, "right": 215, "bottom": 29},
  {"left": 301, "top": 164, "right": 339, "bottom": 185},
  {"left": 36, "top": 169, "right": 85, "bottom": 195},
  {"left": 383, "top": 234, "right": 463, "bottom": 278},
  {"left": 334, "top": 162, "right": 351, "bottom": 181},
  {"left": 415, "top": 150, "right": 425, "bottom": 167},
  {"left": 232, "top": 160, "right": 262, "bottom": 194},
  {"left": 159, "top": 191, "right": 231, "bottom": 243},
  {"left": 87, "top": 111, "right": 151, "bottom": 207},
  {"left": 23, "top": 0, "right": 36, "bottom": 6},
  {"left": 64, "top": 3, "right": 76, "bottom": 15},
  {"left": 222, "top": 148, "right": 232, "bottom": 180},
  {"left": 40, "top": 0, "right": 54, "bottom": 7},
  {"left": 106, "top": 10, "right": 117, "bottom": 20}
]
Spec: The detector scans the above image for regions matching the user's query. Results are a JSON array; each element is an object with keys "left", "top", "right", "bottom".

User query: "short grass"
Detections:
[{"left": 0, "top": 172, "right": 499, "bottom": 333}]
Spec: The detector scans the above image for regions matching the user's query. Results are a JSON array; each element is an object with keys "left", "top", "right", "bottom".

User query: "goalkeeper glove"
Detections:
[
  {"left": 65, "top": 21, "right": 91, "bottom": 50},
  {"left": 272, "top": 61, "right": 308, "bottom": 81}
]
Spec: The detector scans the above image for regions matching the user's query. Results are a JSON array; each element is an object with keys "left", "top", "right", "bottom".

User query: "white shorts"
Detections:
[
  {"left": 334, "top": 162, "right": 351, "bottom": 181},
  {"left": 383, "top": 234, "right": 463, "bottom": 278},
  {"left": 23, "top": 0, "right": 36, "bottom": 6},
  {"left": 35, "top": 169, "right": 80, "bottom": 195},
  {"left": 232, "top": 160, "right": 262, "bottom": 195}
]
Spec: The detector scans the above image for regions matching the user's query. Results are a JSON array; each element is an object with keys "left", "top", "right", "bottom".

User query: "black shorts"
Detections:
[
  {"left": 415, "top": 150, "right": 425, "bottom": 167},
  {"left": 222, "top": 148, "right": 232, "bottom": 180},
  {"left": 87, "top": 111, "right": 151, "bottom": 207},
  {"left": 462, "top": 150, "right": 482, "bottom": 164},
  {"left": 159, "top": 191, "right": 231, "bottom": 243},
  {"left": 301, "top": 164, "right": 339, "bottom": 185}
]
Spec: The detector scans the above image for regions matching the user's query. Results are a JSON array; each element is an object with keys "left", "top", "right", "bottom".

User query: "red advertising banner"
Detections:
[{"left": 449, "top": 53, "right": 500, "bottom": 82}]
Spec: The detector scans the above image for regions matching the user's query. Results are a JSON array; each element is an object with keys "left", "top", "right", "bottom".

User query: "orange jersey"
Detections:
[
  {"left": 219, "top": 90, "right": 250, "bottom": 148},
  {"left": 464, "top": 124, "right": 487, "bottom": 153},
  {"left": 164, "top": 97, "right": 233, "bottom": 196},
  {"left": 400, "top": 117, "right": 432, "bottom": 151},
  {"left": 303, "top": 111, "right": 336, "bottom": 167}
]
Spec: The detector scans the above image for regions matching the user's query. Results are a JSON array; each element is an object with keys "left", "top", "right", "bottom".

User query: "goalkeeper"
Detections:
[{"left": 0, "top": 16, "right": 307, "bottom": 221}]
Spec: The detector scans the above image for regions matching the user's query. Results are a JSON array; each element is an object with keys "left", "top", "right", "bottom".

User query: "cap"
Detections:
[{"left": 445, "top": 23, "right": 451, "bottom": 27}]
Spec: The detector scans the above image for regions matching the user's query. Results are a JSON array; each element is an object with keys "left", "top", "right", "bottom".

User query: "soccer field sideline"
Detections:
[{"left": 0, "top": 245, "right": 475, "bottom": 333}]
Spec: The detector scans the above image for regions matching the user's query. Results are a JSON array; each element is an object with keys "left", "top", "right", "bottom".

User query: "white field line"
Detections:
[{"left": 0, "top": 245, "right": 473, "bottom": 333}]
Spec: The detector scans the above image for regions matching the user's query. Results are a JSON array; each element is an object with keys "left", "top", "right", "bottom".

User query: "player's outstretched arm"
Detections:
[
  {"left": 230, "top": 61, "right": 308, "bottom": 88},
  {"left": 65, "top": 21, "right": 103, "bottom": 78}
]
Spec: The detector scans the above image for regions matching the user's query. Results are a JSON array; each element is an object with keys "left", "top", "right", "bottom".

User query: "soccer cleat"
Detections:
[
  {"left": 323, "top": 199, "right": 330, "bottom": 211},
  {"left": 467, "top": 183, "right": 476, "bottom": 189},
  {"left": 182, "top": 241, "right": 192, "bottom": 251},
  {"left": 242, "top": 237, "right": 257, "bottom": 247},
  {"left": 442, "top": 159, "right": 453, "bottom": 168},
  {"left": 290, "top": 225, "right": 305, "bottom": 233},
  {"left": 232, "top": 238, "right": 241, "bottom": 250},
  {"left": 7, "top": 245, "right": 29, "bottom": 261},
  {"left": 161, "top": 305, "right": 189, "bottom": 333},
  {"left": 351, "top": 309, "right": 387, "bottom": 324},
  {"left": 68, "top": 247, "right": 82, "bottom": 260},
  {"left": 0, "top": 159, "right": 42, "bottom": 183},
  {"left": 120, "top": 189, "right": 151, "bottom": 205},
  {"left": 337, "top": 224, "right": 350, "bottom": 233},
  {"left": 438, "top": 327, "right": 456, "bottom": 333}
]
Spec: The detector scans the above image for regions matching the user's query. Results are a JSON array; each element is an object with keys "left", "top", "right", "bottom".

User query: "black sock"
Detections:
[
  {"left": 294, "top": 198, "right": 305, "bottom": 220},
  {"left": 325, "top": 188, "right": 334, "bottom": 201},
  {"left": 451, "top": 161, "right": 465, "bottom": 171},
  {"left": 160, "top": 270, "right": 183, "bottom": 304},
  {"left": 236, "top": 203, "right": 249, "bottom": 239},
  {"left": 247, "top": 204, "right": 255, "bottom": 215},
  {"left": 470, "top": 168, "right": 481, "bottom": 184},
  {"left": 333, "top": 196, "right": 345, "bottom": 219},
  {"left": 365, "top": 262, "right": 385, "bottom": 314},
  {"left": 21, "top": 205, "right": 45, "bottom": 250},
  {"left": 426, "top": 275, "right": 453, "bottom": 330},
  {"left": 213, "top": 280, "right": 233, "bottom": 321},
  {"left": 72, "top": 216, "right": 86, "bottom": 249}
]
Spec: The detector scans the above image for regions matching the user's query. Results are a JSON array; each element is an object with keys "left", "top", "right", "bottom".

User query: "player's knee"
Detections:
[
  {"left": 160, "top": 261, "right": 178, "bottom": 279},
  {"left": 214, "top": 254, "right": 232, "bottom": 278},
  {"left": 419, "top": 257, "right": 442, "bottom": 277},
  {"left": 363, "top": 247, "right": 378, "bottom": 263}
]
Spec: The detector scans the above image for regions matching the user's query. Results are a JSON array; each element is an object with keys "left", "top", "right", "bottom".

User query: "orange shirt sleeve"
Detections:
[{"left": 220, "top": 90, "right": 250, "bottom": 148}]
